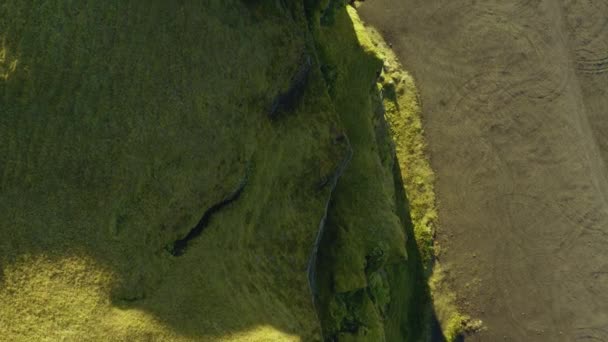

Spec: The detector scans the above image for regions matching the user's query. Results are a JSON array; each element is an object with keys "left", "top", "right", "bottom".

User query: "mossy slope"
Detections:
[
  {"left": 1, "top": 1, "right": 433, "bottom": 341},
  {"left": 310, "top": 3, "right": 432, "bottom": 341},
  {"left": 1, "top": 1, "right": 348, "bottom": 340}
]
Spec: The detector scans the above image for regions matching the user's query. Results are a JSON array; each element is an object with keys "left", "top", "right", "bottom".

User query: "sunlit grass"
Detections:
[
  {"left": 219, "top": 325, "right": 302, "bottom": 342},
  {"left": 358, "top": 23, "right": 437, "bottom": 267}
]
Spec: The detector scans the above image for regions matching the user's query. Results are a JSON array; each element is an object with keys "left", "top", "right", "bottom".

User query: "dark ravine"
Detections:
[
  {"left": 307, "top": 138, "right": 354, "bottom": 311},
  {"left": 169, "top": 172, "right": 248, "bottom": 256}
]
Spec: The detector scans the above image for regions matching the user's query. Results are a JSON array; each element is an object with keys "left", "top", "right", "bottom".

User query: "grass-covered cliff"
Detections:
[
  {"left": 1, "top": 1, "right": 434, "bottom": 341},
  {"left": 308, "top": 4, "right": 433, "bottom": 341}
]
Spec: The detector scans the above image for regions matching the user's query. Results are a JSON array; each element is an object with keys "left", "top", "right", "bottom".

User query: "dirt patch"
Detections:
[{"left": 359, "top": 1, "right": 608, "bottom": 341}]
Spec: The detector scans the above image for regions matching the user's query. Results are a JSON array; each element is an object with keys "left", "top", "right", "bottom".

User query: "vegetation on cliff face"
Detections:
[
  {"left": 361, "top": 17, "right": 482, "bottom": 342},
  {"left": 1, "top": 1, "right": 437, "bottom": 341},
  {"left": 309, "top": 3, "right": 435, "bottom": 341}
]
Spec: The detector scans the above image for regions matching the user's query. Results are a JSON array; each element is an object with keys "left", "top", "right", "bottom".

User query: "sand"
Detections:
[{"left": 359, "top": 1, "right": 608, "bottom": 341}]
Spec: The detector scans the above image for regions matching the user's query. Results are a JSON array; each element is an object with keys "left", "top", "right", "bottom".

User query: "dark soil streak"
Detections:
[
  {"left": 269, "top": 54, "right": 312, "bottom": 119},
  {"left": 170, "top": 174, "right": 248, "bottom": 256}
]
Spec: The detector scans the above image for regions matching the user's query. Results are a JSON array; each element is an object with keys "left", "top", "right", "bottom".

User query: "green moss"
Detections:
[
  {"left": 361, "top": 20, "right": 478, "bottom": 342},
  {"left": 368, "top": 271, "right": 391, "bottom": 316},
  {"left": 361, "top": 26, "right": 437, "bottom": 268},
  {"left": 429, "top": 265, "right": 468, "bottom": 341}
]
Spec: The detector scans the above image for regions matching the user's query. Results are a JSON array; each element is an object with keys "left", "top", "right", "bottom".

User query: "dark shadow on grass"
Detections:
[
  {"left": 311, "top": 146, "right": 448, "bottom": 341},
  {"left": 393, "top": 157, "right": 449, "bottom": 342}
]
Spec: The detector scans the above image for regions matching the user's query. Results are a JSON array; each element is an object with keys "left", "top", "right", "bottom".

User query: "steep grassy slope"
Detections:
[
  {"left": 309, "top": 3, "right": 432, "bottom": 341},
  {"left": 0, "top": 1, "right": 349, "bottom": 340},
  {"left": 1, "top": 1, "right": 433, "bottom": 341}
]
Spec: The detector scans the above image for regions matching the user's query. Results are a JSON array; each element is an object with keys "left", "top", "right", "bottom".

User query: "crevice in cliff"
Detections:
[
  {"left": 269, "top": 53, "right": 313, "bottom": 119},
  {"left": 169, "top": 172, "right": 248, "bottom": 256}
]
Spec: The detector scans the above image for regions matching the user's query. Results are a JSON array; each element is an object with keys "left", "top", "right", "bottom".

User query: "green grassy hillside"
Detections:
[{"left": 1, "top": 1, "right": 434, "bottom": 341}]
